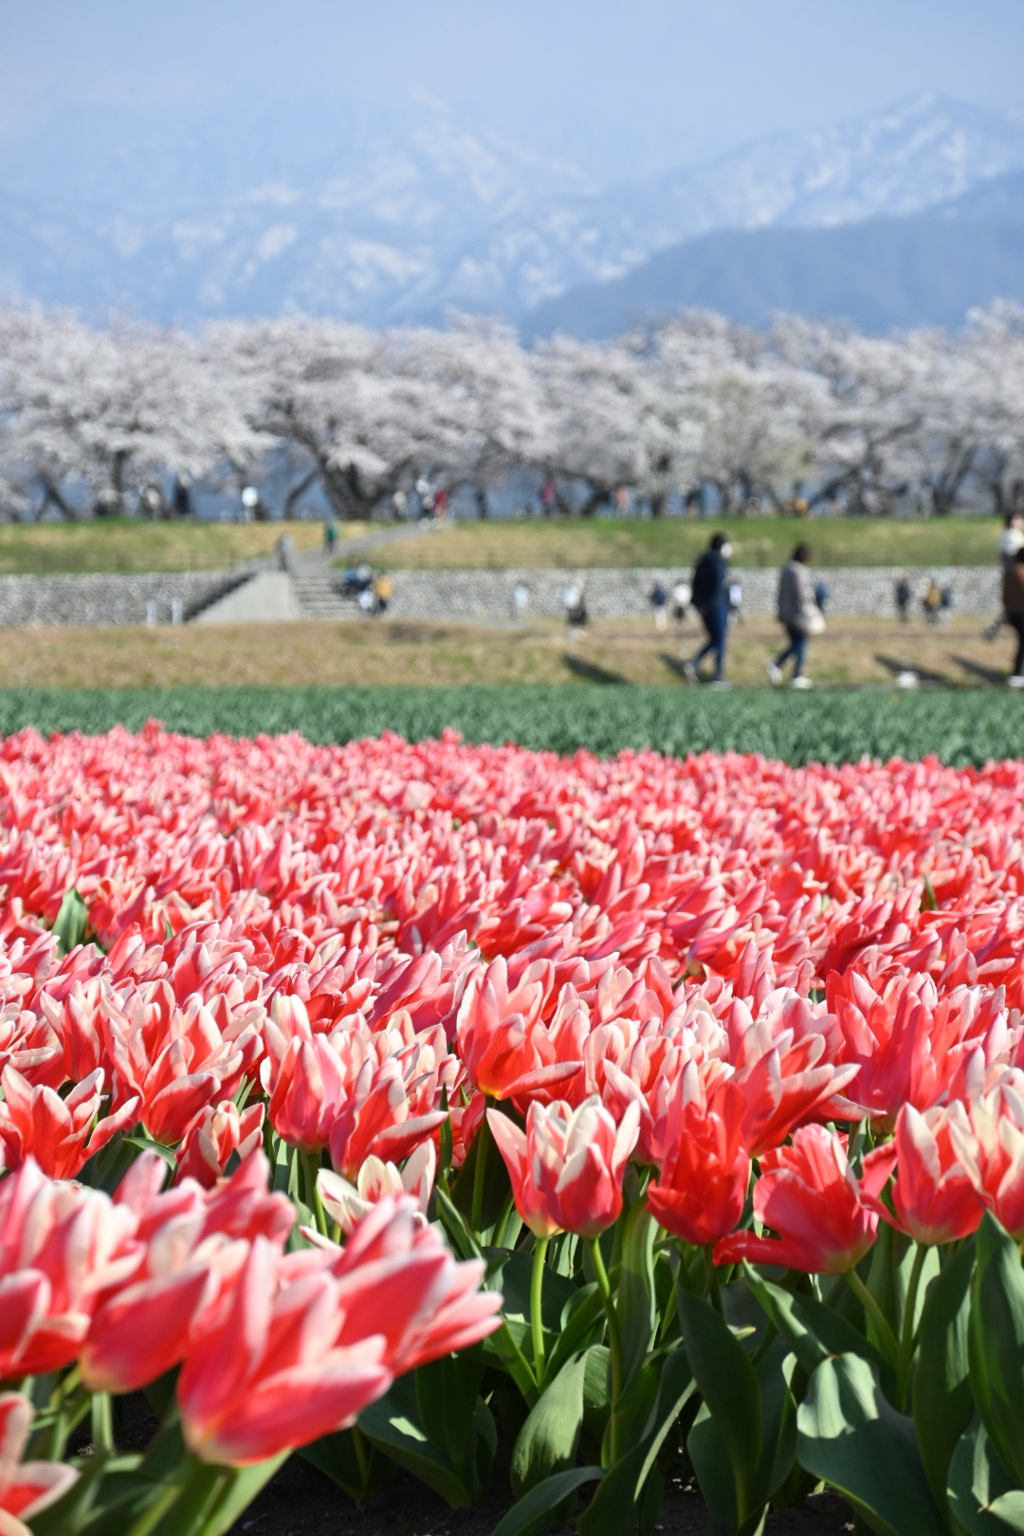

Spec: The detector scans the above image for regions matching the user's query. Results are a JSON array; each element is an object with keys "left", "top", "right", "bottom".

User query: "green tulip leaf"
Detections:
[
  {"left": 970, "top": 1213, "right": 1024, "bottom": 1488},
  {"left": 947, "top": 1415, "right": 1021, "bottom": 1535},
  {"left": 914, "top": 1237, "right": 976, "bottom": 1523},
  {"left": 678, "top": 1288, "right": 762, "bottom": 1484},
  {"left": 579, "top": 1347, "right": 694, "bottom": 1536},
  {"left": 797, "top": 1352, "right": 947, "bottom": 1536},
  {"left": 617, "top": 1201, "right": 657, "bottom": 1396},
  {"left": 490, "top": 1466, "right": 604, "bottom": 1536},
  {"left": 511, "top": 1350, "right": 589, "bottom": 1496},
  {"left": 53, "top": 886, "right": 88, "bottom": 956}
]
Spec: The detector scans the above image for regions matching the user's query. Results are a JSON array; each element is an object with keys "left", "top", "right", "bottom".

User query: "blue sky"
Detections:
[{"left": 2, "top": 0, "right": 1023, "bottom": 180}]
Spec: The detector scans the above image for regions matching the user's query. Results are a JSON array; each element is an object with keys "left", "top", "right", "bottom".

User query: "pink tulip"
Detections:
[
  {"left": 487, "top": 1096, "right": 639, "bottom": 1239},
  {"left": 0, "top": 1392, "right": 79, "bottom": 1529},
  {"left": 861, "top": 1102, "right": 982, "bottom": 1245},
  {"left": 647, "top": 1070, "right": 749, "bottom": 1246},
  {"left": 715, "top": 1124, "right": 878, "bottom": 1275}
]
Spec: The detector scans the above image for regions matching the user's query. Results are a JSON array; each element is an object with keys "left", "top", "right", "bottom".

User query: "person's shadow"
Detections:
[
  {"left": 562, "top": 654, "right": 628, "bottom": 685},
  {"left": 950, "top": 654, "right": 1007, "bottom": 686},
  {"left": 660, "top": 654, "right": 691, "bottom": 683},
  {"left": 874, "top": 654, "right": 949, "bottom": 687}
]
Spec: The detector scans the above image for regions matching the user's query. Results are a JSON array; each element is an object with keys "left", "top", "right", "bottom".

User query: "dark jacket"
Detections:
[
  {"left": 1004, "top": 561, "right": 1024, "bottom": 616},
  {"left": 691, "top": 549, "right": 728, "bottom": 612}
]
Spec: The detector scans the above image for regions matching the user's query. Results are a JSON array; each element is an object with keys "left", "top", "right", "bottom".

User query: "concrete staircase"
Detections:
[{"left": 290, "top": 563, "right": 352, "bottom": 619}]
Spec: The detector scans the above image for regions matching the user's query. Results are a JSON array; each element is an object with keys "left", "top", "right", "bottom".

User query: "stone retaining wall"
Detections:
[
  {"left": 0, "top": 570, "right": 249, "bottom": 628},
  {"left": 385, "top": 566, "right": 1002, "bottom": 621},
  {"left": 0, "top": 564, "right": 1002, "bottom": 626}
]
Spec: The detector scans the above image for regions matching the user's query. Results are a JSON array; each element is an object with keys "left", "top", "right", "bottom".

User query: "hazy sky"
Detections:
[{"left": 3, "top": 0, "right": 1024, "bottom": 180}]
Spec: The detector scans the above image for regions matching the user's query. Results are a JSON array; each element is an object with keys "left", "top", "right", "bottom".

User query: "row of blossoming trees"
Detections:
[
  {"left": 0, "top": 302, "right": 1023, "bottom": 524},
  {"left": 1, "top": 724, "right": 1024, "bottom": 1534}
]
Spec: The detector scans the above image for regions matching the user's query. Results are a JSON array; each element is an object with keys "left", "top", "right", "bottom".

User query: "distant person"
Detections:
[
  {"left": 649, "top": 580, "right": 668, "bottom": 632},
  {"left": 275, "top": 533, "right": 293, "bottom": 571},
  {"left": 895, "top": 573, "right": 912, "bottom": 623},
  {"left": 324, "top": 518, "right": 338, "bottom": 555},
  {"left": 728, "top": 578, "right": 743, "bottom": 623},
  {"left": 511, "top": 582, "right": 530, "bottom": 623},
  {"left": 767, "top": 543, "right": 820, "bottom": 690},
  {"left": 683, "top": 532, "right": 731, "bottom": 687},
  {"left": 562, "top": 580, "right": 588, "bottom": 637},
  {"left": 374, "top": 573, "right": 393, "bottom": 614},
  {"left": 541, "top": 478, "right": 556, "bottom": 517},
  {"left": 671, "top": 579, "right": 691, "bottom": 630},
  {"left": 435, "top": 488, "right": 449, "bottom": 519},
  {"left": 922, "top": 579, "right": 943, "bottom": 624},
  {"left": 173, "top": 474, "right": 192, "bottom": 519},
  {"left": 1003, "top": 546, "right": 1024, "bottom": 687}
]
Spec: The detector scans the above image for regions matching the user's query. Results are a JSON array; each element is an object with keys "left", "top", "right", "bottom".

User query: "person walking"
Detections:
[
  {"left": 649, "top": 580, "right": 668, "bottom": 632},
  {"left": 767, "top": 543, "right": 820, "bottom": 690},
  {"left": 986, "top": 512, "right": 1024, "bottom": 641},
  {"left": 683, "top": 533, "right": 732, "bottom": 686},
  {"left": 1003, "top": 547, "right": 1024, "bottom": 687}
]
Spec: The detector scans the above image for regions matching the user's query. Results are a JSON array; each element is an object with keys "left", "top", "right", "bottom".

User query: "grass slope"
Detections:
[
  {"left": 0, "top": 520, "right": 332, "bottom": 575},
  {"left": 374, "top": 516, "right": 999, "bottom": 571},
  {"left": 1, "top": 685, "right": 1021, "bottom": 766}
]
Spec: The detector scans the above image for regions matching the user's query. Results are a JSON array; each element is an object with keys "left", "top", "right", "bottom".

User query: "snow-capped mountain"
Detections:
[{"left": 0, "top": 92, "right": 1022, "bottom": 324}]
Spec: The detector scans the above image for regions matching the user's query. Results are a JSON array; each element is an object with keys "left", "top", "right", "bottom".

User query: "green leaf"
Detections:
[
  {"left": 416, "top": 1353, "right": 485, "bottom": 1481},
  {"left": 684, "top": 1335, "right": 795, "bottom": 1536},
  {"left": 617, "top": 1202, "right": 657, "bottom": 1395},
  {"left": 744, "top": 1268, "right": 896, "bottom": 1400},
  {"left": 53, "top": 887, "right": 88, "bottom": 955},
  {"left": 579, "top": 1348, "right": 694, "bottom": 1536},
  {"left": 358, "top": 1375, "right": 474, "bottom": 1508},
  {"left": 199, "top": 1456, "right": 291, "bottom": 1536},
  {"left": 687, "top": 1403, "right": 740, "bottom": 1536},
  {"left": 298, "top": 1430, "right": 373, "bottom": 1500},
  {"left": 490, "top": 1466, "right": 604, "bottom": 1536},
  {"left": 947, "top": 1416, "right": 1021, "bottom": 1536},
  {"left": 990, "top": 1494, "right": 1024, "bottom": 1533},
  {"left": 678, "top": 1288, "right": 762, "bottom": 1489},
  {"left": 914, "top": 1237, "right": 976, "bottom": 1524},
  {"left": 970, "top": 1213, "right": 1024, "bottom": 1487},
  {"left": 796, "top": 1352, "right": 947, "bottom": 1536},
  {"left": 545, "top": 1283, "right": 603, "bottom": 1383},
  {"left": 511, "top": 1351, "right": 589, "bottom": 1496}
]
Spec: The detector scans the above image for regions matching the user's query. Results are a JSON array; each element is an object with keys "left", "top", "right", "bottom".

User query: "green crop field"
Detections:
[{"left": 1, "top": 685, "right": 1021, "bottom": 766}]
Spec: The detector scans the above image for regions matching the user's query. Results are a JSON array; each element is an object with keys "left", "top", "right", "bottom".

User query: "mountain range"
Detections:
[{"left": 0, "top": 92, "right": 1022, "bottom": 333}]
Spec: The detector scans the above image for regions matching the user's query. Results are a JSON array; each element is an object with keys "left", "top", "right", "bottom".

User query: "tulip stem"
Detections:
[
  {"left": 91, "top": 1390, "right": 113, "bottom": 1456},
  {"left": 588, "top": 1237, "right": 623, "bottom": 1463},
  {"left": 897, "top": 1242, "right": 929, "bottom": 1410},
  {"left": 304, "top": 1151, "right": 329, "bottom": 1238},
  {"left": 471, "top": 1111, "right": 491, "bottom": 1235},
  {"left": 531, "top": 1238, "right": 549, "bottom": 1388},
  {"left": 845, "top": 1268, "right": 899, "bottom": 1364}
]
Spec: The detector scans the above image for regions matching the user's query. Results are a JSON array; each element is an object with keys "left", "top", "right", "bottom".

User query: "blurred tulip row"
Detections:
[{"left": 2, "top": 723, "right": 1024, "bottom": 1535}]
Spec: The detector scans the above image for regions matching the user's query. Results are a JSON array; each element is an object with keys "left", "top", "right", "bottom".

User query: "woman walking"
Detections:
[
  {"left": 1003, "top": 546, "right": 1024, "bottom": 687},
  {"left": 767, "top": 543, "right": 820, "bottom": 690}
]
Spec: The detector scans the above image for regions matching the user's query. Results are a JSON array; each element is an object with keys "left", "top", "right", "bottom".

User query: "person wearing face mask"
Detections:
[{"left": 683, "top": 532, "right": 732, "bottom": 687}]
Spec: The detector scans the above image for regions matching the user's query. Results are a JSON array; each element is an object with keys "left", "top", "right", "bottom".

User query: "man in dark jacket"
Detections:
[{"left": 683, "top": 533, "right": 732, "bottom": 686}]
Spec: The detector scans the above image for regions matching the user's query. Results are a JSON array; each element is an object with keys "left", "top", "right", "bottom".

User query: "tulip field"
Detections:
[{"left": 4, "top": 724, "right": 1024, "bottom": 1535}]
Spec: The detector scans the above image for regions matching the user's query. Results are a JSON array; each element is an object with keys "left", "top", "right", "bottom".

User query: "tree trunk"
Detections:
[
  {"left": 650, "top": 491, "right": 666, "bottom": 519},
  {"left": 284, "top": 469, "right": 318, "bottom": 522},
  {"left": 39, "top": 478, "right": 78, "bottom": 521}
]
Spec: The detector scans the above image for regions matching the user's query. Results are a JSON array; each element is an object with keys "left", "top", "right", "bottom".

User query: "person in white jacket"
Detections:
[{"left": 767, "top": 544, "right": 820, "bottom": 690}]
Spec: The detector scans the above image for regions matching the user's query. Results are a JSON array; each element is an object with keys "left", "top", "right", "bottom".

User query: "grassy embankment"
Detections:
[
  {"left": 0, "top": 520, "right": 336, "bottom": 575},
  {"left": 0, "top": 513, "right": 998, "bottom": 574},
  {"left": 0, "top": 615, "right": 1016, "bottom": 691},
  {"left": 372, "top": 515, "right": 999, "bottom": 570}
]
